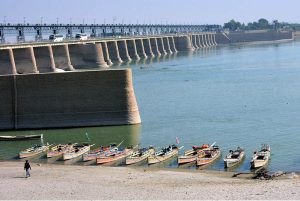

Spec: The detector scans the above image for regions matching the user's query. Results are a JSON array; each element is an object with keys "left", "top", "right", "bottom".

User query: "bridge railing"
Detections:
[{"left": 0, "top": 23, "right": 222, "bottom": 44}]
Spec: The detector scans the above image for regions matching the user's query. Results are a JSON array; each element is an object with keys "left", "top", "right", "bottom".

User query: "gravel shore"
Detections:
[{"left": 0, "top": 161, "right": 299, "bottom": 200}]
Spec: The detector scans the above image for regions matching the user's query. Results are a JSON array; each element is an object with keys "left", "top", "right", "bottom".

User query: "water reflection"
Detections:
[{"left": 0, "top": 124, "right": 141, "bottom": 160}]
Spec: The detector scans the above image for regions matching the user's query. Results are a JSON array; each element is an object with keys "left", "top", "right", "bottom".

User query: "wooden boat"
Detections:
[
  {"left": 63, "top": 144, "right": 94, "bottom": 160},
  {"left": 96, "top": 147, "right": 134, "bottom": 164},
  {"left": 148, "top": 145, "right": 183, "bottom": 165},
  {"left": 178, "top": 144, "right": 209, "bottom": 164},
  {"left": 19, "top": 143, "right": 51, "bottom": 158},
  {"left": 250, "top": 144, "right": 271, "bottom": 169},
  {"left": 223, "top": 147, "right": 245, "bottom": 168},
  {"left": 46, "top": 143, "right": 76, "bottom": 158},
  {"left": 82, "top": 144, "right": 116, "bottom": 162},
  {"left": 126, "top": 147, "right": 155, "bottom": 165},
  {"left": 196, "top": 145, "right": 221, "bottom": 166},
  {"left": 0, "top": 134, "right": 42, "bottom": 141}
]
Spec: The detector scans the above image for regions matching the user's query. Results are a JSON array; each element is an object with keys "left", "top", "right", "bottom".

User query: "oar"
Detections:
[{"left": 116, "top": 140, "right": 124, "bottom": 148}]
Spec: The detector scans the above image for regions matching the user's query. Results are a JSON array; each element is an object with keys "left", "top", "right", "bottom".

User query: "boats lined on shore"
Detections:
[
  {"left": 0, "top": 134, "right": 42, "bottom": 141},
  {"left": 19, "top": 143, "right": 51, "bottom": 158},
  {"left": 47, "top": 143, "right": 76, "bottom": 158},
  {"left": 14, "top": 140, "right": 273, "bottom": 170},
  {"left": 63, "top": 144, "right": 94, "bottom": 160},
  {"left": 196, "top": 145, "right": 221, "bottom": 166},
  {"left": 178, "top": 144, "right": 209, "bottom": 164},
  {"left": 96, "top": 147, "right": 134, "bottom": 164},
  {"left": 250, "top": 144, "right": 271, "bottom": 169},
  {"left": 148, "top": 145, "right": 183, "bottom": 165},
  {"left": 126, "top": 147, "right": 155, "bottom": 165},
  {"left": 224, "top": 147, "right": 245, "bottom": 168}
]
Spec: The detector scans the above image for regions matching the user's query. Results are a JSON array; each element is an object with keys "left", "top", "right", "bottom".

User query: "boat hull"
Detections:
[
  {"left": 197, "top": 150, "right": 221, "bottom": 166},
  {"left": 19, "top": 146, "right": 49, "bottom": 159},
  {"left": 96, "top": 149, "right": 133, "bottom": 164},
  {"left": 224, "top": 152, "right": 245, "bottom": 168},
  {"left": 63, "top": 146, "right": 91, "bottom": 160},
  {"left": 250, "top": 158, "right": 269, "bottom": 168},
  {"left": 148, "top": 149, "right": 178, "bottom": 165},
  {"left": 1, "top": 135, "right": 41, "bottom": 141}
]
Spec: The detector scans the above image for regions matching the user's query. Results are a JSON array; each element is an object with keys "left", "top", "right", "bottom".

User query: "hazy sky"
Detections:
[{"left": 1, "top": 0, "right": 300, "bottom": 25}]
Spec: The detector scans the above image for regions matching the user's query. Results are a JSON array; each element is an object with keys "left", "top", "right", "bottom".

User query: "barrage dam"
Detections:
[{"left": 0, "top": 23, "right": 294, "bottom": 130}]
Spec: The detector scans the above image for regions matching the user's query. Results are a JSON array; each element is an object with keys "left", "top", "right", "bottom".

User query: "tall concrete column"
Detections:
[
  {"left": 202, "top": 34, "right": 208, "bottom": 47},
  {"left": 213, "top": 34, "right": 217, "bottom": 46},
  {"left": 132, "top": 40, "right": 140, "bottom": 60},
  {"left": 164, "top": 37, "right": 173, "bottom": 54},
  {"left": 135, "top": 39, "right": 147, "bottom": 58},
  {"left": 94, "top": 43, "right": 109, "bottom": 68},
  {"left": 197, "top": 35, "right": 203, "bottom": 48},
  {"left": 118, "top": 40, "right": 132, "bottom": 61},
  {"left": 192, "top": 35, "right": 199, "bottom": 49},
  {"left": 64, "top": 44, "right": 75, "bottom": 71},
  {"left": 207, "top": 34, "right": 212, "bottom": 47},
  {"left": 146, "top": 38, "right": 155, "bottom": 57},
  {"left": 208, "top": 34, "right": 213, "bottom": 46},
  {"left": 170, "top": 37, "right": 178, "bottom": 52},
  {"left": 159, "top": 37, "right": 167, "bottom": 55},
  {"left": 29, "top": 46, "right": 39, "bottom": 73},
  {"left": 8, "top": 48, "right": 17, "bottom": 75},
  {"left": 103, "top": 42, "right": 113, "bottom": 66},
  {"left": 152, "top": 38, "right": 161, "bottom": 56},
  {"left": 204, "top": 34, "right": 210, "bottom": 47},
  {"left": 48, "top": 45, "right": 56, "bottom": 72},
  {"left": 114, "top": 41, "right": 123, "bottom": 63}
]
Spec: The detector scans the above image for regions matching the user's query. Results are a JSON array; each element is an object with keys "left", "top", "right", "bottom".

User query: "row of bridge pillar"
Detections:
[{"left": 0, "top": 33, "right": 217, "bottom": 75}]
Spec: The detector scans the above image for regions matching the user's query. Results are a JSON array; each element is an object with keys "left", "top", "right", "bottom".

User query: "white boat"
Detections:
[
  {"left": 19, "top": 143, "right": 51, "bottom": 158},
  {"left": 63, "top": 144, "right": 94, "bottom": 160},
  {"left": 223, "top": 147, "right": 245, "bottom": 168},
  {"left": 250, "top": 144, "right": 271, "bottom": 169},
  {"left": 47, "top": 143, "right": 76, "bottom": 158},
  {"left": 126, "top": 147, "right": 155, "bottom": 165},
  {"left": 148, "top": 145, "right": 183, "bottom": 165}
]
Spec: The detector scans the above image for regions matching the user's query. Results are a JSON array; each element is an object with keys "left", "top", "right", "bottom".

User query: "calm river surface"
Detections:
[{"left": 2, "top": 40, "right": 300, "bottom": 172}]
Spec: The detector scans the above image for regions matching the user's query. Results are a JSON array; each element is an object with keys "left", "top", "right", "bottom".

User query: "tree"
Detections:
[{"left": 224, "top": 19, "right": 242, "bottom": 31}]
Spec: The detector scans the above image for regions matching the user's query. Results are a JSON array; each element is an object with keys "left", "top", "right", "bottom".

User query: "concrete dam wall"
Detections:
[
  {"left": 0, "top": 69, "right": 141, "bottom": 130},
  {"left": 216, "top": 30, "right": 293, "bottom": 44}
]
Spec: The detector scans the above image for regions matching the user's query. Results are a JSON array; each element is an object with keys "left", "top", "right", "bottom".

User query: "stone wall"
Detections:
[{"left": 216, "top": 30, "right": 293, "bottom": 44}]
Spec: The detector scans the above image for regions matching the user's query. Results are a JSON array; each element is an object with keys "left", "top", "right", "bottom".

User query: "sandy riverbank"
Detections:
[{"left": 0, "top": 161, "right": 299, "bottom": 200}]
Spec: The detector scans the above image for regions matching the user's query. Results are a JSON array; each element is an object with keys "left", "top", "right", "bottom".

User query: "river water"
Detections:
[{"left": 1, "top": 40, "right": 300, "bottom": 172}]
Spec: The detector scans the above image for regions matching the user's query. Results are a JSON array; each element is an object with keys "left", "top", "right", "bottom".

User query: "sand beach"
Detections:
[{"left": 0, "top": 161, "right": 299, "bottom": 200}]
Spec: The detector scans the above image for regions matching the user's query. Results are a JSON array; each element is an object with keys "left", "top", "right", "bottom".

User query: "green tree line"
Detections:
[{"left": 223, "top": 18, "right": 297, "bottom": 31}]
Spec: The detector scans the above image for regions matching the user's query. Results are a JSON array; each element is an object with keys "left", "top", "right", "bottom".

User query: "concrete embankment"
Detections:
[
  {"left": 0, "top": 69, "right": 141, "bottom": 130},
  {"left": 216, "top": 30, "right": 293, "bottom": 44}
]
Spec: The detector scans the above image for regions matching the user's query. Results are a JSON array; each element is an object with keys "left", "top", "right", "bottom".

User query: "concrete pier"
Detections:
[
  {"left": 107, "top": 41, "right": 123, "bottom": 63},
  {"left": 192, "top": 35, "right": 199, "bottom": 49},
  {"left": 13, "top": 48, "right": 38, "bottom": 74},
  {"left": 9, "top": 49, "right": 17, "bottom": 75},
  {"left": 102, "top": 42, "right": 113, "bottom": 66},
  {"left": 64, "top": 44, "right": 75, "bottom": 71},
  {"left": 175, "top": 35, "right": 194, "bottom": 51},
  {"left": 163, "top": 37, "right": 172, "bottom": 54},
  {"left": 158, "top": 37, "right": 167, "bottom": 55},
  {"left": 197, "top": 35, "right": 203, "bottom": 48},
  {"left": 93, "top": 43, "right": 109, "bottom": 68},
  {"left": 201, "top": 34, "right": 208, "bottom": 47},
  {"left": 143, "top": 38, "right": 154, "bottom": 57},
  {"left": 150, "top": 38, "right": 161, "bottom": 56},
  {"left": 0, "top": 69, "right": 141, "bottom": 130},
  {"left": 169, "top": 37, "right": 178, "bottom": 52},
  {"left": 118, "top": 40, "right": 132, "bottom": 61},
  {"left": 135, "top": 39, "right": 148, "bottom": 58},
  {"left": 126, "top": 40, "right": 140, "bottom": 60}
]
